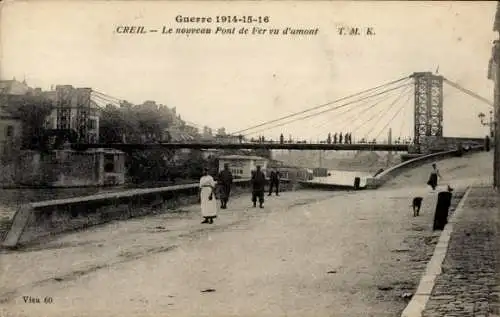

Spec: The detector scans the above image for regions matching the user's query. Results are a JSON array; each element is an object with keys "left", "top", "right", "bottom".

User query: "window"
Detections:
[
  {"left": 89, "top": 119, "right": 97, "bottom": 130},
  {"left": 5, "top": 125, "right": 13, "bottom": 137}
]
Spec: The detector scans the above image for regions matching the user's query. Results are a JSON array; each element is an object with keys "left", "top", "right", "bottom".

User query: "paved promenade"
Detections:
[
  {"left": 421, "top": 185, "right": 500, "bottom": 317},
  {"left": 0, "top": 152, "right": 493, "bottom": 317}
]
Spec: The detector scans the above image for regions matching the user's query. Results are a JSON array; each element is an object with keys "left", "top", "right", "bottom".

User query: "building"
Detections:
[
  {"left": 0, "top": 79, "right": 32, "bottom": 157},
  {"left": 17, "top": 148, "right": 125, "bottom": 187},
  {"left": 218, "top": 155, "right": 268, "bottom": 178},
  {"left": 490, "top": 2, "right": 500, "bottom": 187},
  {"left": 44, "top": 85, "right": 100, "bottom": 143}
]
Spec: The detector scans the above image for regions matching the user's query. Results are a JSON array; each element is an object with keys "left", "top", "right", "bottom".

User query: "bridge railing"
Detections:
[
  {"left": 1, "top": 178, "right": 292, "bottom": 248},
  {"left": 365, "top": 144, "right": 485, "bottom": 189}
]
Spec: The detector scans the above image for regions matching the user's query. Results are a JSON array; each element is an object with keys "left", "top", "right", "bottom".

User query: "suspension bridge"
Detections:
[{"left": 64, "top": 72, "right": 492, "bottom": 154}]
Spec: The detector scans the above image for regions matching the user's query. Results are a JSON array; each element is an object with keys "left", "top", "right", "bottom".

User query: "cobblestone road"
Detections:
[
  {"left": 0, "top": 152, "right": 493, "bottom": 317},
  {"left": 421, "top": 186, "right": 500, "bottom": 317}
]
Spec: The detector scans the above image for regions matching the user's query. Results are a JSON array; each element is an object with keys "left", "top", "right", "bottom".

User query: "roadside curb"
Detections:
[{"left": 400, "top": 186, "right": 472, "bottom": 317}]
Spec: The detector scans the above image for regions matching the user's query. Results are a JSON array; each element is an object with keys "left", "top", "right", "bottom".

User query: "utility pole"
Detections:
[
  {"left": 387, "top": 128, "right": 393, "bottom": 167},
  {"left": 495, "top": 40, "right": 500, "bottom": 188},
  {"left": 492, "top": 2, "right": 500, "bottom": 188}
]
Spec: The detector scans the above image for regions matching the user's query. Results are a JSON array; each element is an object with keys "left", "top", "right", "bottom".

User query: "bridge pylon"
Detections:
[{"left": 411, "top": 72, "right": 444, "bottom": 153}]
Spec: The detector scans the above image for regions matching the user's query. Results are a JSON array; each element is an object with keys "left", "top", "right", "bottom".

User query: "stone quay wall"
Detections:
[{"left": 1, "top": 178, "right": 293, "bottom": 248}]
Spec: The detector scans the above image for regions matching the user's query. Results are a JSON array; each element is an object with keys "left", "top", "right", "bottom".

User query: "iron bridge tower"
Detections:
[{"left": 411, "top": 72, "right": 444, "bottom": 153}]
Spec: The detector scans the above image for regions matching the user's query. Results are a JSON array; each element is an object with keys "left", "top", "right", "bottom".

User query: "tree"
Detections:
[
  {"left": 216, "top": 127, "right": 226, "bottom": 136},
  {"left": 98, "top": 99, "right": 207, "bottom": 184},
  {"left": 5, "top": 93, "right": 53, "bottom": 150}
]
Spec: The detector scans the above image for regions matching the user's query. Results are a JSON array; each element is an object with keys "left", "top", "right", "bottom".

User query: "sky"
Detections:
[{"left": 1, "top": 1, "right": 497, "bottom": 141}]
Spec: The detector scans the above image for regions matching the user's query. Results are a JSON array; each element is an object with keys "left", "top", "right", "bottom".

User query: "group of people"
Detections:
[
  {"left": 198, "top": 164, "right": 281, "bottom": 224},
  {"left": 327, "top": 132, "right": 353, "bottom": 144}
]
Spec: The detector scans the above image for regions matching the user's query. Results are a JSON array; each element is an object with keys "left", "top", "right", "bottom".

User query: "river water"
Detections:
[{"left": 310, "top": 169, "right": 373, "bottom": 187}]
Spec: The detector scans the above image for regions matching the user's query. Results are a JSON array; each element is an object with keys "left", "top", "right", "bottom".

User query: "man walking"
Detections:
[
  {"left": 268, "top": 168, "right": 280, "bottom": 196},
  {"left": 217, "top": 163, "right": 233, "bottom": 209},
  {"left": 251, "top": 165, "right": 266, "bottom": 208}
]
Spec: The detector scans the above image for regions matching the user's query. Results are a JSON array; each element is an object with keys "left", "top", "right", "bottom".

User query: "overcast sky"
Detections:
[{"left": 1, "top": 1, "right": 497, "bottom": 140}]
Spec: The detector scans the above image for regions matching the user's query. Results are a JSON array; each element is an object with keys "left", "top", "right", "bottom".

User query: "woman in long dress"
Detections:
[
  {"left": 199, "top": 168, "right": 218, "bottom": 224},
  {"left": 427, "top": 163, "right": 442, "bottom": 190}
]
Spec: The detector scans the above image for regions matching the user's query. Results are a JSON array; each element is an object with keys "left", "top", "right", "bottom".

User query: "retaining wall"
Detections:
[
  {"left": 2, "top": 178, "right": 292, "bottom": 248},
  {"left": 365, "top": 145, "right": 485, "bottom": 189}
]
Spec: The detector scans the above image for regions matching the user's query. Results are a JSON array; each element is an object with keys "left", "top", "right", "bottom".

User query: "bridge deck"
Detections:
[{"left": 73, "top": 142, "right": 410, "bottom": 151}]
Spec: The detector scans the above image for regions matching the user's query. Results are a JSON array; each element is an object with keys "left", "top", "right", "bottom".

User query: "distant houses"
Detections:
[{"left": 218, "top": 155, "right": 269, "bottom": 178}]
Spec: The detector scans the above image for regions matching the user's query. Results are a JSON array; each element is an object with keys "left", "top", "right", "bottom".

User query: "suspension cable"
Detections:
[
  {"left": 374, "top": 94, "right": 412, "bottom": 140},
  {"left": 395, "top": 90, "right": 413, "bottom": 139},
  {"left": 353, "top": 86, "right": 412, "bottom": 138},
  {"left": 332, "top": 85, "right": 409, "bottom": 136},
  {"left": 442, "top": 78, "right": 493, "bottom": 107},
  {"left": 232, "top": 76, "right": 411, "bottom": 135},
  {"left": 396, "top": 97, "right": 409, "bottom": 138},
  {"left": 242, "top": 81, "right": 412, "bottom": 137},
  {"left": 92, "top": 90, "right": 125, "bottom": 104},
  {"left": 91, "top": 94, "right": 120, "bottom": 108},
  {"left": 311, "top": 88, "right": 399, "bottom": 138},
  {"left": 91, "top": 93, "right": 124, "bottom": 108}
]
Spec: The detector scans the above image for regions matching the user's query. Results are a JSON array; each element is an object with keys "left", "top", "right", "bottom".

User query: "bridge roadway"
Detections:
[
  {"left": 0, "top": 152, "right": 492, "bottom": 317},
  {"left": 71, "top": 142, "right": 410, "bottom": 152}
]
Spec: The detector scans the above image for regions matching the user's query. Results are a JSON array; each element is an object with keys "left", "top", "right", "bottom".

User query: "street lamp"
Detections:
[{"left": 478, "top": 110, "right": 495, "bottom": 138}]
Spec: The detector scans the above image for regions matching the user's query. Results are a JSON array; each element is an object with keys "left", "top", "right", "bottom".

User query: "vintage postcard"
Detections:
[{"left": 0, "top": 1, "right": 498, "bottom": 316}]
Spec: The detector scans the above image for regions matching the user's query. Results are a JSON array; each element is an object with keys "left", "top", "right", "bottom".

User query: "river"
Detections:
[{"left": 310, "top": 169, "right": 373, "bottom": 187}]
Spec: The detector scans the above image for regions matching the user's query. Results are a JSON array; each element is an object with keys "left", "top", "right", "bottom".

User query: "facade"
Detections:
[
  {"left": 490, "top": 2, "right": 500, "bottom": 187},
  {"left": 17, "top": 148, "right": 125, "bottom": 187},
  {"left": 218, "top": 155, "right": 268, "bottom": 179},
  {"left": 44, "top": 85, "right": 100, "bottom": 143}
]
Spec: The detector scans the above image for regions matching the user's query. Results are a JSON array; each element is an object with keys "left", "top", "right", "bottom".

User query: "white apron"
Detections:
[{"left": 199, "top": 175, "right": 218, "bottom": 217}]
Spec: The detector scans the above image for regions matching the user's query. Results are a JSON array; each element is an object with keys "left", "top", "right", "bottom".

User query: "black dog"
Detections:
[{"left": 412, "top": 197, "right": 423, "bottom": 217}]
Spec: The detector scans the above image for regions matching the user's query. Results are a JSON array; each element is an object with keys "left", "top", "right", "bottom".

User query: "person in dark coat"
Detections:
[
  {"left": 251, "top": 165, "right": 266, "bottom": 208},
  {"left": 268, "top": 168, "right": 281, "bottom": 196},
  {"left": 433, "top": 185, "right": 454, "bottom": 230},
  {"left": 217, "top": 163, "right": 233, "bottom": 209}
]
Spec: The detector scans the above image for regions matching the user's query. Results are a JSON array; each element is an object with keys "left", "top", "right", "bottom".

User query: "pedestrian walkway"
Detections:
[
  {"left": 421, "top": 186, "right": 500, "bottom": 317},
  {"left": 0, "top": 190, "right": 337, "bottom": 304}
]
